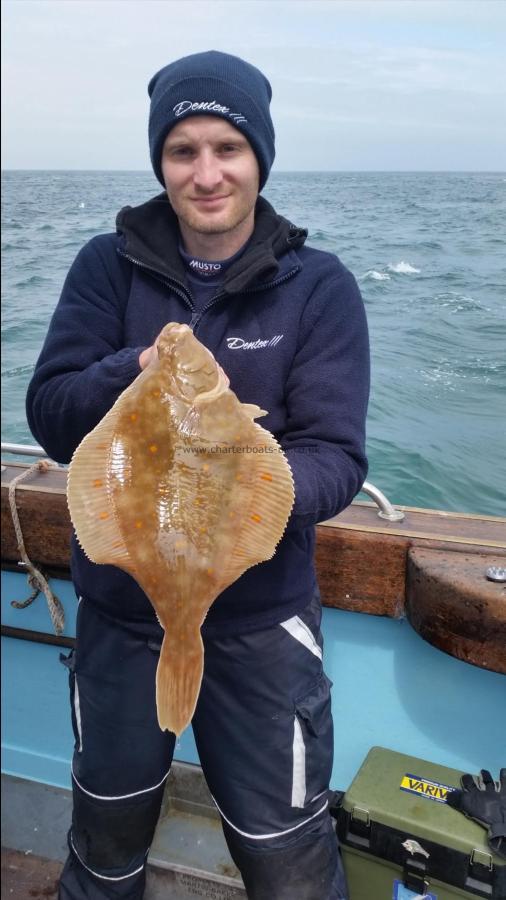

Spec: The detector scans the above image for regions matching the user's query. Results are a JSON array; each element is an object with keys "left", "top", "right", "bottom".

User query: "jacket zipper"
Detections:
[
  {"left": 118, "top": 248, "right": 194, "bottom": 311},
  {"left": 191, "top": 267, "right": 301, "bottom": 335},
  {"left": 118, "top": 247, "right": 300, "bottom": 334}
]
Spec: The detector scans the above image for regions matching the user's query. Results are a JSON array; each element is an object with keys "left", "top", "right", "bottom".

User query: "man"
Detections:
[{"left": 26, "top": 51, "right": 369, "bottom": 900}]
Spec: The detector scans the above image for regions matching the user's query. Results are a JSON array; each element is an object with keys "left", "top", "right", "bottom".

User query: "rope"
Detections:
[
  {"left": 10, "top": 574, "right": 41, "bottom": 609},
  {"left": 8, "top": 460, "right": 65, "bottom": 635}
]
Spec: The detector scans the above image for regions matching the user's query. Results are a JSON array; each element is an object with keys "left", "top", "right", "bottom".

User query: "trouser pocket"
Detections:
[{"left": 292, "top": 674, "right": 334, "bottom": 809}]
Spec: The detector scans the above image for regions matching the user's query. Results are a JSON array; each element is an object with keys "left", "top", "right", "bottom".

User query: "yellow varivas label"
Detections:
[{"left": 400, "top": 773, "right": 454, "bottom": 803}]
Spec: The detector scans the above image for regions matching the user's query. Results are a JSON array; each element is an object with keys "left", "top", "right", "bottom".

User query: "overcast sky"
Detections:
[{"left": 2, "top": 0, "right": 505, "bottom": 171}]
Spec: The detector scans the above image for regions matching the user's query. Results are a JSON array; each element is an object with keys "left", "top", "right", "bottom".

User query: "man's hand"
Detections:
[
  {"left": 139, "top": 338, "right": 160, "bottom": 371},
  {"left": 446, "top": 769, "right": 506, "bottom": 859}
]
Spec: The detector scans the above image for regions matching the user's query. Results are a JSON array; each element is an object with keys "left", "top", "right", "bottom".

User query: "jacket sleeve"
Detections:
[
  {"left": 281, "top": 266, "right": 370, "bottom": 530},
  {"left": 25, "top": 236, "right": 145, "bottom": 464}
]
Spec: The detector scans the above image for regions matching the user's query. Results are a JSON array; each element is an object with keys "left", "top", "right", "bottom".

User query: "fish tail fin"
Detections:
[{"left": 155, "top": 630, "right": 204, "bottom": 736}]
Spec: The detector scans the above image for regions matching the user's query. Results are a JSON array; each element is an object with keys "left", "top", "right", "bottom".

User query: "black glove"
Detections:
[{"left": 446, "top": 769, "right": 506, "bottom": 860}]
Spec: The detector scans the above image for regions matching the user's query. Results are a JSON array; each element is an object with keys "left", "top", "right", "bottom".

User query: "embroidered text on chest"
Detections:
[{"left": 226, "top": 335, "right": 284, "bottom": 350}]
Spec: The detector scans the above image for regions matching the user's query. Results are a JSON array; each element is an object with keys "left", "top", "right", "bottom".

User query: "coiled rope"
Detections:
[{"left": 8, "top": 460, "right": 65, "bottom": 635}]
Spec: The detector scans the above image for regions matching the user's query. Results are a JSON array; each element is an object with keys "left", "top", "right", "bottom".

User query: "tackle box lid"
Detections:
[{"left": 338, "top": 746, "right": 505, "bottom": 867}]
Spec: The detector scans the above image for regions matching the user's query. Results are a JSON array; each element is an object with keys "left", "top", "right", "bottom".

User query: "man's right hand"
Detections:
[{"left": 139, "top": 338, "right": 160, "bottom": 371}]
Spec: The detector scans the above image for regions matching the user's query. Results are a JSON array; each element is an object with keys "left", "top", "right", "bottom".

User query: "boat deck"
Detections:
[
  {"left": 2, "top": 847, "right": 61, "bottom": 899},
  {"left": 1, "top": 843, "right": 244, "bottom": 900},
  {"left": 1, "top": 769, "right": 246, "bottom": 900}
]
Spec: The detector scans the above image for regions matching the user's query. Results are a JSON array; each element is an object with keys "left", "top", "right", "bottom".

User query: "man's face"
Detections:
[{"left": 161, "top": 116, "right": 260, "bottom": 239}]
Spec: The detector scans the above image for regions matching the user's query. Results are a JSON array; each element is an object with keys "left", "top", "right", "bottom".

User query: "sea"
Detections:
[{"left": 2, "top": 170, "right": 505, "bottom": 518}]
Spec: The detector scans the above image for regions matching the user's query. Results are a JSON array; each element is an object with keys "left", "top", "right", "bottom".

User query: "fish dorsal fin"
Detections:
[
  {"left": 218, "top": 426, "right": 295, "bottom": 589},
  {"left": 67, "top": 408, "right": 131, "bottom": 569},
  {"left": 242, "top": 403, "right": 268, "bottom": 419}
]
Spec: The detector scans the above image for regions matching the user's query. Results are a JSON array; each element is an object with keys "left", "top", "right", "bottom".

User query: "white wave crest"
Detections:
[
  {"left": 388, "top": 261, "right": 421, "bottom": 274},
  {"left": 362, "top": 270, "right": 391, "bottom": 281}
]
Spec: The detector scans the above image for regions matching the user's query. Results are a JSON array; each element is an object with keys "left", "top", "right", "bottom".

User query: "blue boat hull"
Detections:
[{"left": 2, "top": 570, "right": 504, "bottom": 792}]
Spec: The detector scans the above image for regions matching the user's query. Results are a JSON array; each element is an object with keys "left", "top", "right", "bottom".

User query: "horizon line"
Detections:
[{"left": 2, "top": 167, "right": 506, "bottom": 175}]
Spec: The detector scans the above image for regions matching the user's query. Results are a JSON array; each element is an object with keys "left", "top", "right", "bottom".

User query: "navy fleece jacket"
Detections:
[{"left": 26, "top": 195, "right": 370, "bottom": 636}]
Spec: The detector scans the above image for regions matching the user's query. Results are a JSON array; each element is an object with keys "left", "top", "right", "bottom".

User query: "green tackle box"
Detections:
[{"left": 334, "top": 747, "right": 505, "bottom": 900}]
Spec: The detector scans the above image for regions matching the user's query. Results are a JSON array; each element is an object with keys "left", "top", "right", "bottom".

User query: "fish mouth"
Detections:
[
  {"left": 158, "top": 323, "right": 228, "bottom": 401},
  {"left": 164, "top": 323, "right": 192, "bottom": 339}
]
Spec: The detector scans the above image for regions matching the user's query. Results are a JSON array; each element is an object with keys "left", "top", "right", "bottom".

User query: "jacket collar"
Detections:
[{"left": 116, "top": 193, "right": 307, "bottom": 294}]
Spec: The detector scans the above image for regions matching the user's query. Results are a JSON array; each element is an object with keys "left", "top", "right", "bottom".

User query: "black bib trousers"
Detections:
[{"left": 58, "top": 593, "right": 348, "bottom": 899}]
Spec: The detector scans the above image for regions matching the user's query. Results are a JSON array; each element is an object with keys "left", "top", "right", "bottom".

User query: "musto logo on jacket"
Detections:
[
  {"left": 189, "top": 259, "right": 222, "bottom": 276},
  {"left": 227, "top": 335, "right": 284, "bottom": 350}
]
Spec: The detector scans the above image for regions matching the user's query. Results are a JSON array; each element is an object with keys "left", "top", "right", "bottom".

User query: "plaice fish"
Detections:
[{"left": 67, "top": 323, "right": 295, "bottom": 735}]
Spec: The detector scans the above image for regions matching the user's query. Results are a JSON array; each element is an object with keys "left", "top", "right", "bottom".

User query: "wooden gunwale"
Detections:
[{"left": 321, "top": 520, "right": 505, "bottom": 549}]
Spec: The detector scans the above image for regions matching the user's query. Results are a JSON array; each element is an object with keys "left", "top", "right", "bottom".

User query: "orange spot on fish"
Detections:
[
  {"left": 207, "top": 568, "right": 214, "bottom": 576},
  {"left": 99, "top": 512, "right": 109, "bottom": 520},
  {"left": 200, "top": 526, "right": 207, "bottom": 534},
  {"left": 152, "top": 389, "right": 161, "bottom": 398},
  {"left": 149, "top": 444, "right": 158, "bottom": 453},
  {"left": 130, "top": 413, "right": 138, "bottom": 422},
  {"left": 202, "top": 463, "right": 210, "bottom": 473},
  {"left": 135, "top": 521, "right": 143, "bottom": 529},
  {"left": 251, "top": 514, "right": 262, "bottom": 523},
  {"left": 260, "top": 472, "right": 273, "bottom": 482},
  {"left": 93, "top": 479, "right": 103, "bottom": 488}
]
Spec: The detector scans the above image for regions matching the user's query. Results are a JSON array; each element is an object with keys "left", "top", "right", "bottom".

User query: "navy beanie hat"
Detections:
[{"left": 148, "top": 50, "right": 275, "bottom": 190}]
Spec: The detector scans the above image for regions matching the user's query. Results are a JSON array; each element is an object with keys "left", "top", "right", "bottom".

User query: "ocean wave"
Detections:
[
  {"left": 387, "top": 261, "right": 421, "bottom": 274},
  {"left": 416, "top": 240, "right": 443, "bottom": 250},
  {"left": 309, "top": 229, "right": 334, "bottom": 243},
  {"left": 367, "top": 437, "right": 505, "bottom": 518},
  {"left": 1, "top": 242, "right": 30, "bottom": 251},
  {"left": 453, "top": 357, "right": 505, "bottom": 378},
  {"left": 360, "top": 261, "right": 421, "bottom": 280},
  {"left": 2, "top": 364, "right": 35, "bottom": 379},
  {"left": 417, "top": 354, "right": 502, "bottom": 391},
  {"left": 418, "top": 365, "right": 461, "bottom": 392},
  {"left": 361, "top": 270, "right": 391, "bottom": 282},
  {"left": 14, "top": 274, "right": 52, "bottom": 288},
  {"left": 436, "top": 292, "right": 488, "bottom": 313}
]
